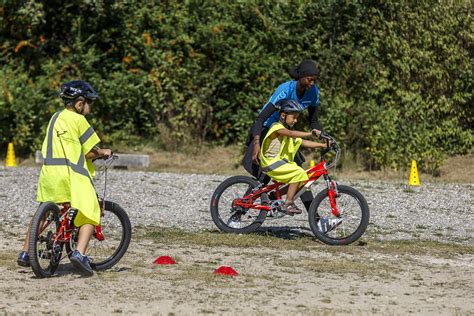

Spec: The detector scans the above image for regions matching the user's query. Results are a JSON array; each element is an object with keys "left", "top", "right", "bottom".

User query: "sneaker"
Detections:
[
  {"left": 317, "top": 218, "right": 343, "bottom": 233},
  {"left": 70, "top": 250, "right": 94, "bottom": 276},
  {"left": 17, "top": 251, "right": 30, "bottom": 267},
  {"left": 280, "top": 203, "right": 302, "bottom": 216}
]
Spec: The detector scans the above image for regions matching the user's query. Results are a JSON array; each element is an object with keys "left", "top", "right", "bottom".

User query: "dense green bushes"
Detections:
[{"left": 1, "top": 0, "right": 472, "bottom": 172}]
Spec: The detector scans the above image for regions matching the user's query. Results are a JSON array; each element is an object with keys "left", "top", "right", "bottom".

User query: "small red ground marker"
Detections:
[
  {"left": 153, "top": 256, "right": 176, "bottom": 265},
  {"left": 214, "top": 266, "right": 238, "bottom": 276}
]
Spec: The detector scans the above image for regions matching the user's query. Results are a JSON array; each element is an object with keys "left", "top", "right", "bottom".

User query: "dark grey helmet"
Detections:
[
  {"left": 59, "top": 80, "right": 99, "bottom": 104},
  {"left": 276, "top": 98, "right": 304, "bottom": 114}
]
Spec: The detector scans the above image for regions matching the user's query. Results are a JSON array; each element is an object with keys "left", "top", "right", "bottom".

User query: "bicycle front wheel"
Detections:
[
  {"left": 210, "top": 176, "right": 268, "bottom": 233},
  {"left": 308, "top": 185, "right": 369, "bottom": 245},
  {"left": 28, "top": 202, "right": 62, "bottom": 278},
  {"left": 88, "top": 201, "right": 131, "bottom": 271}
]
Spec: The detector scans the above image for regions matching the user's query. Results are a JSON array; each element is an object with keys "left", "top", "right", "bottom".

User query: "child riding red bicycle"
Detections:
[
  {"left": 211, "top": 98, "right": 370, "bottom": 244},
  {"left": 259, "top": 99, "right": 327, "bottom": 215},
  {"left": 18, "top": 80, "right": 112, "bottom": 276}
]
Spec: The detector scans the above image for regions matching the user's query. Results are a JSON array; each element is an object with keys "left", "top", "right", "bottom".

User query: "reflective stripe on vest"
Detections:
[
  {"left": 262, "top": 158, "right": 289, "bottom": 173},
  {"left": 79, "top": 127, "right": 95, "bottom": 145},
  {"left": 42, "top": 111, "right": 93, "bottom": 181}
]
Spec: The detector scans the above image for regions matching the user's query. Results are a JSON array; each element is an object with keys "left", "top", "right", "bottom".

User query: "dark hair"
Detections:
[{"left": 288, "top": 59, "right": 319, "bottom": 80}]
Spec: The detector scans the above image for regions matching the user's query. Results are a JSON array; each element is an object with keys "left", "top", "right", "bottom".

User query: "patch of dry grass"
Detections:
[
  {"left": 145, "top": 145, "right": 246, "bottom": 175},
  {"left": 11, "top": 145, "right": 473, "bottom": 183},
  {"left": 365, "top": 239, "right": 474, "bottom": 257},
  {"left": 137, "top": 227, "right": 318, "bottom": 251},
  {"left": 143, "top": 147, "right": 474, "bottom": 182},
  {"left": 135, "top": 227, "right": 474, "bottom": 256},
  {"left": 274, "top": 257, "right": 396, "bottom": 277}
]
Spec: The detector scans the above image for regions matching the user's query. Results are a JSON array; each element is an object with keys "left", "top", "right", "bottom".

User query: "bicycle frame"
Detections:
[
  {"left": 38, "top": 200, "right": 107, "bottom": 256},
  {"left": 38, "top": 155, "right": 118, "bottom": 250},
  {"left": 232, "top": 158, "right": 341, "bottom": 217}
]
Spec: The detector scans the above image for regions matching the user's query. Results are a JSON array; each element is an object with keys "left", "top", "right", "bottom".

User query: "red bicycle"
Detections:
[
  {"left": 28, "top": 155, "right": 132, "bottom": 278},
  {"left": 210, "top": 134, "right": 369, "bottom": 245}
]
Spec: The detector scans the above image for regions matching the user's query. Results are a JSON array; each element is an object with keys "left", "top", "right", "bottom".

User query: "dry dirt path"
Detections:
[
  {"left": 0, "top": 167, "right": 473, "bottom": 315},
  {"left": 1, "top": 228, "right": 473, "bottom": 315}
]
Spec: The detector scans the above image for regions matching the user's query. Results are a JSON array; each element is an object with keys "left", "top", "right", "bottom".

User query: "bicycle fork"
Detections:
[
  {"left": 94, "top": 201, "right": 106, "bottom": 241},
  {"left": 325, "top": 177, "right": 341, "bottom": 217}
]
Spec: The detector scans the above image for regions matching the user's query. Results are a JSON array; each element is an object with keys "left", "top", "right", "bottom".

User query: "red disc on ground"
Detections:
[
  {"left": 214, "top": 266, "right": 238, "bottom": 276},
  {"left": 153, "top": 256, "right": 176, "bottom": 265}
]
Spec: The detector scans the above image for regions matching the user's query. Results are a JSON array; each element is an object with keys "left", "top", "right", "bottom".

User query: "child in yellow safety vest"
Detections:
[
  {"left": 17, "top": 80, "right": 112, "bottom": 276},
  {"left": 259, "top": 99, "right": 327, "bottom": 215}
]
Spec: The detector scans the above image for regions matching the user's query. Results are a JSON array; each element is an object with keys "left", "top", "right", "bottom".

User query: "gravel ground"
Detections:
[{"left": 1, "top": 166, "right": 473, "bottom": 245}]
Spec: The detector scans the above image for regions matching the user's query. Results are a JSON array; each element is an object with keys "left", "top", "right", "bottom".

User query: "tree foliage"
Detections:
[{"left": 0, "top": 0, "right": 472, "bottom": 172}]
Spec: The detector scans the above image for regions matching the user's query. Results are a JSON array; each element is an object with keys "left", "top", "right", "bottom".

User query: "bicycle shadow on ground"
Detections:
[
  {"left": 21, "top": 263, "right": 79, "bottom": 279},
  {"left": 25, "top": 263, "right": 132, "bottom": 279},
  {"left": 254, "top": 226, "right": 314, "bottom": 240}
]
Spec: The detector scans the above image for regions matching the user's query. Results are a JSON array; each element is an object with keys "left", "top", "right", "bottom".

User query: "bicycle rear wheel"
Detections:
[
  {"left": 88, "top": 201, "right": 131, "bottom": 271},
  {"left": 210, "top": 176, "right": 268, "bottom": 233},
  {"left": 28, "top": 202, "right": 62, "bottom": 278},
  {"left": 308, "top": 185, "right": 369, "bottom": 245}
]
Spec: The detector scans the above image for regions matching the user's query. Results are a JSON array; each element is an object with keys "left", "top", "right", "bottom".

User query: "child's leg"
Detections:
[
  {"left": 18, "top": 219, "right": 33, "bottom": 267},
  {"left": 285, "top": 182, "right": 303, "bottom": 205},
  {"left": 70, "top": 223, "right": 95, "bottom": 276},
  {"left": 76, "top": 224, "right": 94, "bottom": 254},
  {"left": 22, "top": 230, "right": 29, "bottom": 252},
  {"left": 21, "top": 218, "right": 33, "bottom": 252}
]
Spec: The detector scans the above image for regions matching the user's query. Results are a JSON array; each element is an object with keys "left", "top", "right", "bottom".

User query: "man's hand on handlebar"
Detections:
[{"left": 311, "top": 129, "right": 322, "bottom": 138}]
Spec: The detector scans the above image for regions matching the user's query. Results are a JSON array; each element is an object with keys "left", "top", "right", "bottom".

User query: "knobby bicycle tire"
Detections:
[
  {"left": 28, "top": 202, "right": 61, "bottom": 278},
  {"left": 308, "top": 185, "right": 369, "bottom": 245},
  {"left": 210, "top": 175, "right": 268, "bottom": 233},
  {"left": 87, "top": 201, "right": 131, "bottom": 271}
]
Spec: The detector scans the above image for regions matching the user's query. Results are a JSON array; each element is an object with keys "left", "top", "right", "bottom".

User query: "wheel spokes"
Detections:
[{"left": 318, "top": 192, "right": 363, "bottom": 239}]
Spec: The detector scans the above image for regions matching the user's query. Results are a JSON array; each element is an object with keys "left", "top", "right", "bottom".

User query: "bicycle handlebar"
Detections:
[
  {"left": 318, "top": 133, "right": 340, "bottom": 169},
  {"left": 319, "top": 131, "right": 333, "bottom": 141}
]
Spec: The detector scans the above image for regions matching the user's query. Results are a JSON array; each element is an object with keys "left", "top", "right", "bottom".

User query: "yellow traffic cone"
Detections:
[
  {"left": 408, "top": 160, "right": 420, "bottom": 186},
  {"left": 6, "top": 142, "right": 17, "bottom": 167}
]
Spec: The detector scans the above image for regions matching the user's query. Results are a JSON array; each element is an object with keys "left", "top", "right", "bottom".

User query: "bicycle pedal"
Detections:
[{"left": 68, "top": 208, "right": 78, "bottom": 222}]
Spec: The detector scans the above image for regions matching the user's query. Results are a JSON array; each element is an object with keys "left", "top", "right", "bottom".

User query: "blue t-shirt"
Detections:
[{"left": 262, "top": 80, "right": 319, "bottom": 127}]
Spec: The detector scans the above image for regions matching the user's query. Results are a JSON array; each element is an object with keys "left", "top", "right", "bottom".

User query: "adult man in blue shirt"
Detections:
[{"left": 243, "top": 59, "right": 323, "bottom": 212}]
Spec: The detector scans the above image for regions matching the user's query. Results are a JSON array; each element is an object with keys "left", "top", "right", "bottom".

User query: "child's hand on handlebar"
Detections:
[{"left": 99, "top": 148, "right": 113, "bottom": 159}]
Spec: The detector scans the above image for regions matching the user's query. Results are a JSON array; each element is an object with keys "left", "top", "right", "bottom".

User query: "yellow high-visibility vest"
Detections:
[
  {"left": 259, "top": 122, "right": 308, "bottom": 184},
  {"left": 37, "top": 109, "right": 101, "bottom": 226}
]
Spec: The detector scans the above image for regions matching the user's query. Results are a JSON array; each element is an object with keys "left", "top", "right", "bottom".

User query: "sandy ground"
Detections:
[
  {"left": 1, "top": 225, "right": 473, "bottom": 315},
  {"left": 1, "top": 154, "right": 473, "bottom": 315}
]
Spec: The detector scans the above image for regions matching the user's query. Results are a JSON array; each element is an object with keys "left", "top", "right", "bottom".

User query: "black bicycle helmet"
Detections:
[
  {"left": 276, "top": 98, "right": 304, "bottom": 114},
  {"left": 59, "top": 80, "right": 99, "bottom": 105}
]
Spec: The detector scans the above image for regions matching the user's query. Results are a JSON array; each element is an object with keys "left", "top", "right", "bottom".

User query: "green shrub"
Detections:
[{"left": 0, "top": 0, "right": 472, "bottom": 172}]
